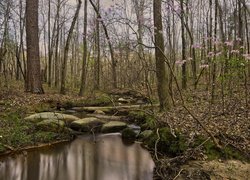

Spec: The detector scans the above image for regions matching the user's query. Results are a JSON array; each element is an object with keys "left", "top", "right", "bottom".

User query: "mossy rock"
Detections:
[
  {"left": 128, "top": 111, "right": 145, "bottom": 121},
  {"left": 121, "top": 127, "right": 137, "bottom": 140},
  {"left": 70, "top": 118, "right": 105, "bottom": 132},
  {"left": 139, "top": 130, "right": 153, "bottom": 140},
  {"left": 144, "top": 127, "right": 188, "bottom": 156},
  {"left": 128, "top": 111, "right": 156, "bottom": 129},
  {"left": 25, "top": 112, "right": 79, "bottom": 124},
  {"left": 36, "top": 119, "right": 65, "bottom": 132},
  {"left": 101, "top": 121, "right": 127, "bottom": 133}
]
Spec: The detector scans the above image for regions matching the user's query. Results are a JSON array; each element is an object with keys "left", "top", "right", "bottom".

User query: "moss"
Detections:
[
  {"left": 85, "top": 94, "right": 111, "bottom": 106},
  {"left": 34, "top": 131, "right": 58, "bottom": 143},
  {"left": 193, "top": 136, "right": 248, "bottom": 161},
  {"left": 128, "top": 111, "right": 146, "bottom": 121},
  {"left": 144, "top": 116, "right": 156, "bottom": 129},
  {"left": 144, "top": 127, "right": 188, "bottom": 156},
  {"left": 61, "top": 94, "right": 111, "bottom": 108},
  {"left": 36, "top": 120, "right": 65, "bottom": 132},
  {"left": 33, "top": 104, "right": 52, "bottom": 113},
  {"left": 0, "top": 144, "right": 6, "bottom": 153},
  {"left": 0, "top": 111, "right": 71, "bottom": 152},
  {"left": 138, "top": 130, "right": 153, "bottom": 140},
  {"left": 128, "top": 111, "right": 156, "bottom": 129}
]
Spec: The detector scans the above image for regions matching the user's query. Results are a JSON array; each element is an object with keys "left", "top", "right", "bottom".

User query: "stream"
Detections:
[{"left": 0, "top": 133, "right": 154, "bottom": 180}]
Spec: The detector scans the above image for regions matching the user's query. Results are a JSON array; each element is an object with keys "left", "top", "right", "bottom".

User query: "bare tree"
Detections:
[
  {"left": 89, "top": 0, "right": 117, "bottom": 89},
  {"left": 60, "top": 0, "right": 82, "bottom": 94}
]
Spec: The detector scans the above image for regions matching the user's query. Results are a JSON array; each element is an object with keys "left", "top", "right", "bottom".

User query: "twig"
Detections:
[
  {"left": 196, "top": 137, "right": 211, "bottom": 150},
  {"left": 155, "top": 128, "right": 160, "bottom": 161},
  {"left": 1, "top": 143, "right": 14, "bottom": 151},
  {"left": 173, "top": 169, "right": 183, "bottom": 180}
]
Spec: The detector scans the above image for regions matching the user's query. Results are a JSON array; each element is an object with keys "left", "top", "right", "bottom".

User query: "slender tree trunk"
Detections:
[
  {"left": 94, "top": 0, "right": 100, "bottom": 90},
  {"left": 60, "top": 0, "right": 82, "bottom": 94},
  {"left": 180, "top": 0, "right": 187, "bottom": 89},
  {"left": 211, "top": 0, "right": 218, "bottom": 103},
  {"left": 89, "top": 0, "right": 117, "bottom": 88},
  {"left": 79, "top": 0, "right": 88, "bottom": 96},
  {"left": 48, "top": 0, "right": 52, "bottom": 86},
  {"left": 54, "top": 0, "right": 61, "bottom": 88}
]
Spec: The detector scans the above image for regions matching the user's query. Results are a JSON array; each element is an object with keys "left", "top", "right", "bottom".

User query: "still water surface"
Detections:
[{"left": 0, "top": 134, "right": 154, "bottom": 180}]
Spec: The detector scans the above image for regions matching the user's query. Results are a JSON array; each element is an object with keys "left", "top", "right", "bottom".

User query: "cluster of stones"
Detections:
[{"left": 24, "top": 112, "right": 144, "bottom": 138}]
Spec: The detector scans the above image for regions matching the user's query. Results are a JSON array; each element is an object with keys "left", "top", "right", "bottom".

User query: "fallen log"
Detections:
[
  {"left": 86, "top": 114, "right": 125, "bottom": 121},
  {"left": 72, "top": 104, "right": 159, "bottom": 112}
]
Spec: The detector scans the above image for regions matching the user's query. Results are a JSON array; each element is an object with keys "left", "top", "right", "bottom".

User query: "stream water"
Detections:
[{"left": 0, "top": 134, "right": 154, "bottom": 180}]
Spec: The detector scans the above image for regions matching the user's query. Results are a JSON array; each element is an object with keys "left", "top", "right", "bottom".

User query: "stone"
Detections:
[
  {"left": 94, "top": 110, "right": 105, "bottom": 115},
  {"left": 101, "top": 121, "right": 127, "bottom": 133},
  {"left": 136, "top": 99, "right": 145, "bottom": 104},
  {"left": 24, "top": 112, "right": 79, "bottom": 124},
  {"left": 121, "top": 127, "right": 137, "bottom": 140},
  {"left": 139, "top": 130, "right": 153, "bottom": 139},
  {"left": 127, "top": 124, "right": 141, "bottom": 136},
  {"left": 36, "top": 119, "right": 65, "bottom": 132},
  {"left": 70, "top": 117, "right": 105, "bottom": 132},
  {"left": 118, "top": 98, "right": 130, "bottom": 104},
  {"left": 64, "top": 110, "right": 77, "bottom": 114}
]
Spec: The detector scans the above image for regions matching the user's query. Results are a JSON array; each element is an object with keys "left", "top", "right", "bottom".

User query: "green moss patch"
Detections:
[
  {"left": 0, "top": 144, "right": 6, "bottom": 153},
  {"left": 144, "top": 127, "right": 188, "bottom": 156},
  {"left": 193, "top": 136, "right": 248, "bottom": 161},
  {"left": 128, "top": 111, "right": 156, "bottom": 129},
  {"left": 0, "top": 112, "right": 71, "bottom": 153},
  {"left": 34, "top": 131, "right": 59, "bottom": 143}
]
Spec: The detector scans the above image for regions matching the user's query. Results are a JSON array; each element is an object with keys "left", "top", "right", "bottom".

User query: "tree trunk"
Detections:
[
  {"left": 25, "top": 0, "right": 44, "bottom": 94},
  {"left": 180, "top": 0, "right": 187, "bottom": 90},
  {"left": 60, "top": 0, "right": 82, "bottom": 94},
  {"left": 211, "top": 0, "right": 218, "bottom": 103},
  {"left": 89, "top": 0, "right": 117, "bottom": 89},
  {"left": 153, "top": 0, "right": 171, "bottom": 111},
  {"left": 79, "top": 0, "right": 88, "bottom": 96},
  {"left": 94, "top": 0, "right": 100, "bottom": 90}
]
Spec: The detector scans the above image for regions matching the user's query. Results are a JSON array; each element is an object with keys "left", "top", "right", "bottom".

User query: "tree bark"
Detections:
[
  {"left": 153, "top": 0, "right": 171, "bottom": 111},
  {"left": 94, "top": 0, "right": 100, "bottom": 90},
  {"left": 25, "top": 0, "right": 44, "bottom": 94},
  {"left": 180, "top": 0, "right": 187, "bottom": 90},
  {"left": 79, "top": 0, "right": 88, "bottom": 96}
]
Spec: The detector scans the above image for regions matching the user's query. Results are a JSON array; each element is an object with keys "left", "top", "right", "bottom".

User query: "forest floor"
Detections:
[{"left": 0, "top": 81, "right": 249, "bottom": 179}]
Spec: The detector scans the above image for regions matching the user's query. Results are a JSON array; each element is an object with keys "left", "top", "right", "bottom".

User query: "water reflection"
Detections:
[{"left": 0, "top": 134, "right": 154, "bottom": 180}]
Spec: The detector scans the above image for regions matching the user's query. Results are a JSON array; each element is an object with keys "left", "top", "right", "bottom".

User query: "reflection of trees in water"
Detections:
[
  {"left": 0, "top": 155, "right": 28, "bottom": 180},
  {"left": 0, "top": 135, "right": 154, "bottom": 180}
]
